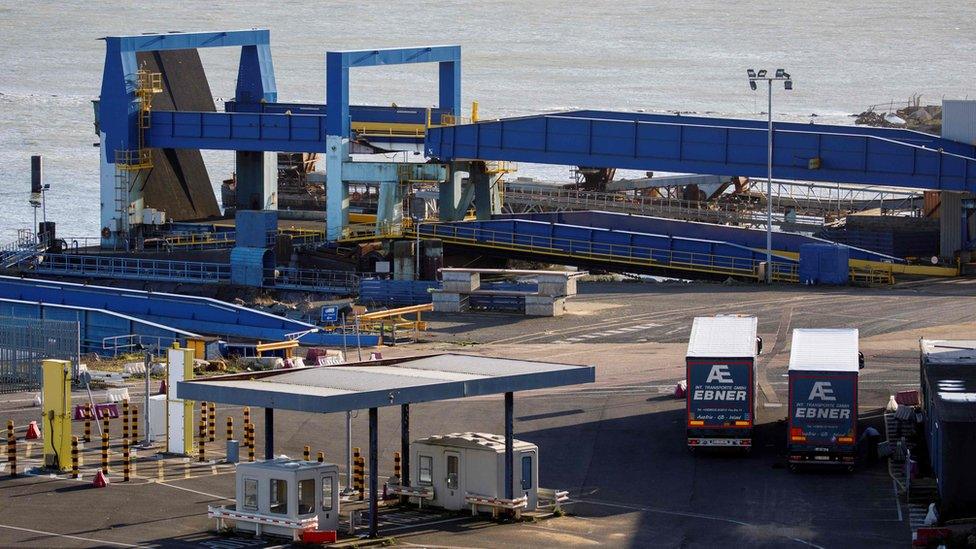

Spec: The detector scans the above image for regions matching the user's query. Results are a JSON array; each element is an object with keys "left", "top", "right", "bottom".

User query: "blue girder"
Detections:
[{"left": 425, "top": 111, "right": 976, "bottom": 192}]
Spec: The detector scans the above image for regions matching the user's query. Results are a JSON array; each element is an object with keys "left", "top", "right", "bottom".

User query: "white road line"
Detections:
[
  {"left": 0, "top": 523, "right": 144, "bottom": 548},
  {"left": 153, "top": 480, "right": 235, "bottom": 501},
  {"left": 574, "top": 498, "right": 827, "bottom": 549}
]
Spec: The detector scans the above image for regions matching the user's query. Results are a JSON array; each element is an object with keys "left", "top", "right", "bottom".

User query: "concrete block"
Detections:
[
  {"left": 524, "top": 295, "right": 566, "bottom": 317},
  {"left": 442, "top": 271, "right": 480, "bottom": 293},
  {"left": 432, "top": 291, "right": 468, "bottom": 313},
  {"left": 537, "top": 278, "right": 576, "bottom": 297}
]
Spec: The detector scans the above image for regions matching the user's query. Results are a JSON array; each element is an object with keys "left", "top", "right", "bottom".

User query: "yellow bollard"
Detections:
[
  {"left": 84, "top": 402, "right": 92, "bottom": 443},
  {"left": 247, "top": 423, "right": 255, "bottom": 462},
  {"left": 226, "top": 416, "right": 233, "bottom": 442},
  {"left": 7, "top": 420, "right": 17, "bottom": 478},
  {"left": 132, "top": 406, "right": 139, "bottom": 442},
  {"left": 394, "top": 451, "right": 401, "bottom": 481},
  {"left": 355, "top": 456, "right": 366, "bottom": 500},
  {"left": 303, "top": 445, "right": 310, "bottom": 461},
  {"left": 71, "top": 436, "right": 79, "bottom": 479},
  {"left": 101, "top": 432, "right": 109, "bottom": 474},
  {"left": 317, "top": 451, "right": 324, "bottom": 463},
  {"left": 122, "top": 438, "right": 130, "bottom": 482},
  {"left": 102, "top": 415, "right": 110, "bottom": 442},
  {"left": 122, "top": 399, "right": 130, "bottom": 441},
  {"left": 208, "top": 402, "right": 215, "bottom": 443},
  {"left": 198, "top": 419, "right": 206, "bottom": 463}
]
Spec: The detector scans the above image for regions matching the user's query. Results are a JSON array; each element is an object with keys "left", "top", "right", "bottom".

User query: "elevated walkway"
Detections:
[
  {"left": 425, "top": 111, "right": 976, "bottom": 192},
  {"left": 0, "top": 276, "right": 377, "bottom": 346}
]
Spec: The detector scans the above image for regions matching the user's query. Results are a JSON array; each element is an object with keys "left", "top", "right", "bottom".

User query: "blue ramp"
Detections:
[
  {"left": 0, "top": 276, "right": 377, "bottom": 347},
  {"left": 0, "top": 297, "right": 197, "bottom": 355},
  {"left": 418, "top": 218, "right": 798, "bottom": 280},
  {"left": 500, "top": 211, "right": 902, "bottom": 263}
]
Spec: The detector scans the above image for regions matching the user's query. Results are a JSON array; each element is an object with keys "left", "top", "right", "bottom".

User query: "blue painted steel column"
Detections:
[
  {"left": 504, "top": 391, "right": 514, "bottom": 501},
  {"left": 369, "top": 407, "right": 379, "bottom": 538},
  {"left": 235, "top": 151, "right": 278, "bottom": 211},
  {"left": 439, "top": 60, "right": 461, "bottom": 117},
  {"left": 235, "top": 44, "right": 278, "bottom": 103},
  {"left": 98, "top": 39, "right": 139, "bottom": 248},
  {"left": 264, "top": 407, "right": 274, "bottom": 460},
  {"left": 326, "top": 52, "right": 350, "bottom": 241}
]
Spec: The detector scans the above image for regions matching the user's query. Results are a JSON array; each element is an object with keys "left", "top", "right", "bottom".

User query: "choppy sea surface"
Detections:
[{"left": 0, "top": 1, "right": 973, "bottom": 239}]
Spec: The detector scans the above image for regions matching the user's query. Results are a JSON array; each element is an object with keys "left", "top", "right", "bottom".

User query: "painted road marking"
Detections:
[{"left": 0, "top": 523, "right": 142, "bottom": 548}]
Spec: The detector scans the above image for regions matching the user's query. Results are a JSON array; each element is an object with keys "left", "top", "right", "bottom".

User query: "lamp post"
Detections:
[{"left": 747, "top": 68, "right": 792, "bottom": 283}]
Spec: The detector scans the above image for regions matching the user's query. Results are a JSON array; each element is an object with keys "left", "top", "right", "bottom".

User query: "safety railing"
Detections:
[
  {"left": 271, "top": 267, "right": 360, "bottom": 294},
  {"left": 33, "top": 254, "right": 231, "bottom": 284},
  {"left": 504, "top": 185, "right": 823, "bottom": 227},
  {"left": 340, "top": 222, "right": 404, "bottom": 242},
  {"left": 102, "top": 334, "right": 176, "bottom": 357},
  {"left": 849, "top": 264, "right": 895, "bottom": 285},
  {"left": 146, "top": 231, "right": 236, "bottom": 251},
  {"left": 416, "top": 224, "right": 797, "bottom": 281}
]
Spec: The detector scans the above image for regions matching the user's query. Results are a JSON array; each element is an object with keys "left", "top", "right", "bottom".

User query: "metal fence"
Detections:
[{"left": 0, "top": 315, "right": 79, "bottom": 394}]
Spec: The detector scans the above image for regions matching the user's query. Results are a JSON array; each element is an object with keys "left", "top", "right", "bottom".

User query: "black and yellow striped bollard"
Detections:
[
  {"left": 317, "top": 451, "right": 324, "bottom": 463},
  {"left": 102, "top": 414, "right": 110, "bottom": 442},
  {"left": 393, "top": 451, "right": 401, "bottom": 481},
  {"left": 122, "top": 438, "right": 130, "bottom": 482},
  {"left": 132, "top": 406, "right": 139, "bottom": 442},
  {"left": 84, "top": 402, "right": 92, "bottom": 443},
  {"left": 226, "top": 416, "right": 233, "bottom": 442},
  {"left": 7, "top": 419, "right": 16, "bottom": 478},
  {"left": 247, "top": 423, "right": 255, "bottom": 462},
  {"left": 71, "top": 436, "right": 79, "bottom": 479},
  {"left": 198, "top": 418, "right": 206, "bottom": 463},
  {"left": 303, "top": 445, "right": 310, "bottom": 461},
  {"left": 354, "top": 454, "right": 365, "bottom": 500},
  {"left": 242, "top": 407, "right": 250, "bottom": 434},
  {"left": 208, "top": 402, "right": 215, "bottom": 443},
  {"left": 101, "top": 432, "right": 109, "bottom": 474},
  {"left": 122, "top": 399, "right": 130, "bottom": 441}
]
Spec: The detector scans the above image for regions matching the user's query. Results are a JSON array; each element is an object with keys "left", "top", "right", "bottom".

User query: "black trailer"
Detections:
[
  {"left": 920, "top": 340, "right": 976, "bottom": 519},
  {"left": 685, "top": 315, "right": 761, "bottom": 450},
  {"left": 787, "top": 329, "right": 862, "bottom": 471}
]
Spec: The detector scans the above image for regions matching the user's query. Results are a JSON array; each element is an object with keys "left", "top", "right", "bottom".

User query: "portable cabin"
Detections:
[
  {"left": 685, "top": 315, "right": 761, "bottom": 449},
  {"left": 919, "top": 340, "right": 976, "bottom": 519},
  {"left": 787, "top": 328, "right": 862, "bottom": 469},
  {"left": 224, "top": 458, "right": 340, "bottom": 538},
  {"left": 410, "top": 432, "right": 539, "bottom": 511}
]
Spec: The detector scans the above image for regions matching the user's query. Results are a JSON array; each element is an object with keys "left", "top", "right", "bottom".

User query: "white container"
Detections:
[{"left": 410, "top": 432, "right": 539, "bottom": 512}]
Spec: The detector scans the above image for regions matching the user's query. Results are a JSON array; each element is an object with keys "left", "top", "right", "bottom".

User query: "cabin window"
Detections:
[
  {"left": 298, "top": 479, "right": 315, "bottom": 515},
  {"left": 269, "top": 478, "right": 288, "bottom": 514},
  {"left": 521, "top": 455, "right": 533, "bottom": 491},
  {"left": 243, "top": 478, "right": 258, "bottom": 511},
  {"left": 446, "top": 455, "right": 459, "bottom": 490},
  {"left": 419, "top": 455, "right": 433, "bottom": 485},
  {"left": 322, "top": 476, "right": 334, "bottom": 511}
]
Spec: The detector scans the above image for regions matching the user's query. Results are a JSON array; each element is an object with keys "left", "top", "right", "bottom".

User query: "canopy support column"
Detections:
[
  {"left": 264, "top": 407, "right": 274, "bottom": 460},
  {"left": 401, "top": 403, "right": 410, "bottom": 486},
  {"left": 369, "top": 406, "right": 379, "bottom": 538},
  {"left": 504, "top": 391, "right": 514, "bottom": 501}
]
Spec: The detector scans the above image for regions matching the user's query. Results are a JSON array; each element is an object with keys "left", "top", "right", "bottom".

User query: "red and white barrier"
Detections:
[
  {"left": 208, "top": 505, "right": 318, "bottom": 541},
  {"left": 465, "top": 493, "right": 528, "bottom": 518},
  {"left": 388, "top": 483, "right": 435, "bottom": 509}
]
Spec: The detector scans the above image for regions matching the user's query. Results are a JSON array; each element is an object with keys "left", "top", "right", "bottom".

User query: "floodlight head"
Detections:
[
  {"left": 750, "top": 80, "right": 757, "bottom": 91},
  {"left": 757, "top": 69, "right": 767, "bottom": 78},
  {"left": 747, "top": 69, "right": 756, "bottom": 78},
  {"left": 775, "top": 69, "right": 785, "bottom": 78},
  {"left": 784, "top": 80, "right": 793, "bottom": 90},
  {"left": 783, "top": 71, "right": 791, "bottom": 79}
]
